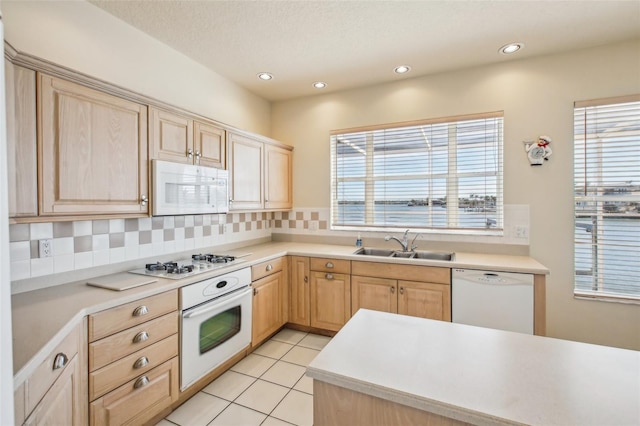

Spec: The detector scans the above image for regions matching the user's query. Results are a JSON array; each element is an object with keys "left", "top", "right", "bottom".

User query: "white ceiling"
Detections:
[{"left": 89, "top": 0, "right": 640, "bottom": 102}]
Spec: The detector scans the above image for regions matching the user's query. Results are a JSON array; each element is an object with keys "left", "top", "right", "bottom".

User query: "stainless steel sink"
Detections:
[{"left": 353, "top": 247, "right": 455, "bottom": 261}]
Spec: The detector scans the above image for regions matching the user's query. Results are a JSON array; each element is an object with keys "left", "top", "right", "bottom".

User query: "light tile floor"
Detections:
[{"left": 157, "top": 329, "right": 331, "bottom": 426}]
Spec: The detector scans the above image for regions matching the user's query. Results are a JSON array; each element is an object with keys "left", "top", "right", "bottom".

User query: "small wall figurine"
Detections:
[{"left": 525, "top": 135, "right": 552, "bottom": 166}]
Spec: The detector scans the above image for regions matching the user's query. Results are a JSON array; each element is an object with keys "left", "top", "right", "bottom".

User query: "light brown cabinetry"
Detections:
[
  {"left": 289, "top": 257, "right": 351, "bottom": 332},
  {"left": 351, "top": 261, "right": 451, "bottom": 322},
  {"left": 150, "top": 107, "right": 225, "bottom": 169},
  {"left": 251, "top": 258, "right": 288, "bottom": 346},
  {"left": 88, "top": 290, "right": 179, "bottom": 426},
  {"left": 5, "top": 60, "right": 37, "bottom": 218},
  {"left": 39, "top": 73, "right": 149, "bottom": 216},
  {"left": 228, "top": 132, "right": 293, "bottom": 211},
  {"left": 15, "top": 322, "right": 87, "bottom": 426}
]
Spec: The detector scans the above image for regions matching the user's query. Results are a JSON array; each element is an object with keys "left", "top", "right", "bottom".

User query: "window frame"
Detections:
[{"left": 330, "top": 111, "right": 504, "bottom": 235}]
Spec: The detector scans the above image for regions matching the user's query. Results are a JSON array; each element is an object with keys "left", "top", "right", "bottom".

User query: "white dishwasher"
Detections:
[{"left": 452, "top": 268, "right": 534, "bottom": 334}]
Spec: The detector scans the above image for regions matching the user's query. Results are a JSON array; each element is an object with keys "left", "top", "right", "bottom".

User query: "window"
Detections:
[
  {"left": 330, "top": 112, "right": 503, "bottom": 233},
  {"left": 574, "top": 95, "right": 640, "bottom": 302}
]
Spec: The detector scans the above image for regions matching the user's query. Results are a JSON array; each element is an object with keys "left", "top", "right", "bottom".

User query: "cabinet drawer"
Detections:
[
  {"left": 89, "top": 312, "right": 178, "bottom": 372},
  {"left": 89, "top": 334, "right": 178, "bottom": 401},
  {"left": 310, "top": 257, "right": 351, "bottom": 274},
  {"left": 25, "top": 324, "right": 80, "bottom": 415},
  {"left": 89, "top": 290, "right": 177, "bottom": 342},
  {"left": 90, "top": 357, "right": 178, "bottom": 426},
  {"left": 252, "top": 257, "right": 284, "bottom": 281}
]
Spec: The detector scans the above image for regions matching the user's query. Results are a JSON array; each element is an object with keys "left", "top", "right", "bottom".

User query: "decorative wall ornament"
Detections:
[{"left": 524, "top": 136, "right": 552, "bottom": 166}]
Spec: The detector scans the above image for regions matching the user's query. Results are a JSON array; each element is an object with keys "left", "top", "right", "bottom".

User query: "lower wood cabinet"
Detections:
[
  {"left": 88, "top": 290, "right": 179, "bottom": 426},
  {"left": 17, "top": 322, "right": 87, "bottom": 426},
  {"left": 251, "top": 257, "right": 288, "bottom": 346},
  {"left": 351, "top": 261, "right": 451, "bottom": 322}
]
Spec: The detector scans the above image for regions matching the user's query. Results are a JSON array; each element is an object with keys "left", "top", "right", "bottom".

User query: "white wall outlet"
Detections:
[
  {"left": 39, "top": 239, "right": 53, "bottom": 258},
  {"left": 515, "top": 226, "right": 529, "bottom": 238}
]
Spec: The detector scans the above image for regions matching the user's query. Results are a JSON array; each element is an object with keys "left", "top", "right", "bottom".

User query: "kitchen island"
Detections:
[{"left": 307, "top": 309, "right": 640, "bottom": 426}]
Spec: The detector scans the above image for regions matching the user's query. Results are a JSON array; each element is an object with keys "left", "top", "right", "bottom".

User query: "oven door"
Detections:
[{"left": 181, "top": 286, "right": 252, "bottom": 390}]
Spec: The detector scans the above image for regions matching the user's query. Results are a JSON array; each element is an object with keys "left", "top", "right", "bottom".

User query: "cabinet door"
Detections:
[
  {"left": 252, "top": 271, "right": 283, "bottom": 345},
  {"left": 5, "top": 61, "right": 37, "bottom": 217},
  {"left": 398, "top": 281, "right": 451, "bottom": 321},
  {"left": 228, "top": 133, "right": 264, "bottom": 210},
  {"left": 24, "top": 355, "right": 84, "bottom": 426},
  {"left": 39, "top": 74, "right": 149, "bottom": 215},
  {"left": 289, "top": 256, "right": 310, "bottom": 326},
  {"left": 310, "top": 271, "right": 351, "bottom": 331},
  {"left": 194, "top": 121, "right": 226, "bottom": 169},
  {"left": 351, "top": 275, "right": 397, "bottom": 315},
  {"left": 149, "top": 108, "right": 194, "bottom": 164},
  {"left": 264, "top": 144, "right": 292, "bottom": 210}
]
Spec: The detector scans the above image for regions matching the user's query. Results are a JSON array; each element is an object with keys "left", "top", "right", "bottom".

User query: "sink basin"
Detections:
[{"left": 353, "top": 247, "right": 455, "bottom": 261}]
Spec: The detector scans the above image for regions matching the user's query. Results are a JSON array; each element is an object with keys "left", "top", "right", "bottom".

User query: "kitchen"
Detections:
[{"left": 1, "top": 1, "right": 639, "bottom": 425}]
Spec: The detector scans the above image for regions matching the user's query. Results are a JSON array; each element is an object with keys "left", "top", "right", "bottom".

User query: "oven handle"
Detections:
[{"left": 183, "top": 287, "right": 251, "bottom": 319}]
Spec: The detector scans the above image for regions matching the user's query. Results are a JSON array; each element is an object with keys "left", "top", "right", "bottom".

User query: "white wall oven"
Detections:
[
  {"left": 152, "top": 159, "right": 228, "bottom": 215},
  {"left": 180, "top": 267, "right": 252, "bottom": 390}
]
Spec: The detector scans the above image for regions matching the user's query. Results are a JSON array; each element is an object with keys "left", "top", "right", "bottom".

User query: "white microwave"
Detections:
[{"left": 152, "top": 160, "right": 229, "bottom": 216}]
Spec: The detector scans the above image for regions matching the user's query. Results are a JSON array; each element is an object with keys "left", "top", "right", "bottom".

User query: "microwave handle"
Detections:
[{"left": 183, "top": 287, "right": 250, "bottom": 319}]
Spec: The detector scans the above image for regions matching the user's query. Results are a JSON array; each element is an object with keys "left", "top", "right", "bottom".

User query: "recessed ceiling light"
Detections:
[
  {"left": 257, "top": 72, "right": 273, "bottom": 81},
  {"left": 313, "top": 81, "right": 327, "bottom": 89},
  {"left": 394, "top": 65, "right": 411, "bottom": 74},
  {"left": 499, "top": 43, "right": 524, "bottom": 55}
]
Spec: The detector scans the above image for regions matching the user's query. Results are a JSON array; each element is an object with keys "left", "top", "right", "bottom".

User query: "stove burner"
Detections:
[
  {"left": 166, "top": 264, "right": 194, "bottom": 275},
  {"left": 192, "top": 254, "right": 236, "bottom": 264},
  {"left": 146, "top": 261, "right": 178, "bottom": 272}
]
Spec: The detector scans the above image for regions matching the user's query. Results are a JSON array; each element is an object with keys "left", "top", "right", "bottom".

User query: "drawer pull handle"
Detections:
[
  {"left": 266, "top": 264, "right": 273, "bottom": 271},
  {"left": 132, "top": 305, "right": 149, "bottom": 317},
  {"left": 134, "top": 375, "right": 150, "bottom": 389},
  {"left": 326, "top": 262, "right": 334, "bottom": 268},
  {"left": 325, "top": 273, "right": 334, "bottom": 280},
  {"left": 133, "top": 331, "right": 149, "bottom": 343},
  {"left": 133, "top": 356, "right": 149, "bottom": 369},
  {"left": 52, "top": 353, "right": 68, "bottom": 370}
]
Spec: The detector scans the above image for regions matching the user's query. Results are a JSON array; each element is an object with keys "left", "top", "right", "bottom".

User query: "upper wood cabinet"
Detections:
[
  {"left": 228, "top": 132, "right": 293, "bottom": 211},
  {"left": 5, "top": 60, "right": 38, "bottom": 218},
  {"left": 39, "top": 74, "right": 149, "bottom": 216},
  {"left": 150, "top": 108, "right": 226, "bottom": 169}
]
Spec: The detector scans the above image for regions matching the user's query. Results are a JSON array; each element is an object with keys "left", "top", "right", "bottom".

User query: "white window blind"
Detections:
[
  {"left": 330, "top": 112, "right": 503, "bottom": 233},
  {"left": 574, "top": 95, "right": 640, "bottom": 302}
]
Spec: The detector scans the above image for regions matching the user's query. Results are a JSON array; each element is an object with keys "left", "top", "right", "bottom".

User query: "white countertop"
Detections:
[
  {"left": 12, "top": 241, "right": 548, "bottom": 387},
  {"left": 307, "top": 309, "right": 640, "bottom": 426}
]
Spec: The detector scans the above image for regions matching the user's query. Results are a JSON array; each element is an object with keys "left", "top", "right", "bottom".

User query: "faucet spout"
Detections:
[{"left": 385, "top": 229, "right": 411, "bottom": 251}]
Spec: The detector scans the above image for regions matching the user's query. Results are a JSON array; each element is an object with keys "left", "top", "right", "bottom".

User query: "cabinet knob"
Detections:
[
  {"left": 187, "top": 148, "right": 194, "bottom": 159},
  {"left": 195, "top": 150, "right": 201, "bottom": 161},
  {"left": 133, "top": 356, "right": 149, "bottom": 369},
  {"left": 325, "top": 262, "right": 334, "bottom": 268},
  {"left": 141, "top": 195, "right": 148, "bottom": 206},
  {"left": 132, "top": 331, "right": 149, "bottom": 344},
  {"left": 132, "top": 305, "right": 149, "bottom": 317},
  {"left": 399, "top": 287, "right": 404, "bottom": 295},
  {"left": 390, "top": 286, "right": 395, "bottom": 294},
  {"left": 325, "top": 273, "right": 334, "bottom": 280},
  {"left": 266, "top": 264, "right": 273, "bottom": 271},
  {"left": 304, "top": 276, "right": 308, "bottom": 283},
  {"left": 134, "top": 375, "right": 150, "bottom": 389},
  {"left": 52, "top": 353, "right": 68, "bottom": 370}
]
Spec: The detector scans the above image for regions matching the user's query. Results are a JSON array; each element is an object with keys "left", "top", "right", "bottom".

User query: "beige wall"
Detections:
[
  {"left": 1, "top": 0, "right": 272, "bottom": 135},
  {"left": 272, "top": 39, "right": 640, "bottom": 350}
]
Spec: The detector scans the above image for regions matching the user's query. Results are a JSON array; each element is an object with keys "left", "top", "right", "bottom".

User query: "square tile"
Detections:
[
  {"left": 153, "top": 420, "right": 175, "bottom": 426},
  {"left": 30, "top": 222, "right": 53, "bottom": 239},
  {"left": 30, "top": 257, "right": 53, "bottom": 277},
  {"left": 53, "top": 222, "right": 73, "bottom": 238},
  {"left": 9, "top": 223, "right": 30, "bottom": 241},
  {"left": 53, "top": 237, "right": 74, "bottom": 255},
  {"left": 54, "top": 254, "right": 74, "bottom": 273},
  {"left": 109, "top": 218, "right": 125, "bottom": 233},
  {"left": 208, "top": 403, "right": 266, "bottom": 426},
  {"left": 253, "top": 340, "right": 294, "bottom": 360},
  {"left": 231, "top": 354, "right": 276, "bottom": 378},
  {"left": 92, "top": 220, "right": 109, "bottom": 235},
  {"left": 166, "top": 392, "right": 228, "bottom": 426},
  {"left": 202, "top": 370, "right": 256, "bottom": 401},
  {"left": 261, "top": 361, "right": 306, "bottom": 388},
  {"left": 281, "top": 346, "right": 320, "bottom": 367},
  {"left": 297, "top": 334, "right": 331, "bottom": 351},
  {"left": 262, "top": 417, "right": 294, "bottom": 426},
  {"left": 10, "top": 241, "right": 30, "bottom": 262},
  {"left": 271, "top": 329, "right": 307, "bottom": 345},
  {"left": 73, "top": 221, "right": 92, "bottom": 237},
  {"left": 293, "top": 375, "right": 313, "bottom": 395},
  {"left": 10, "top": 260, "right": 31, "bottom": 281},
  {"left": 271, "top": 390, "right": 313, "bottom": 426},
  {"left": 234, "top": 379, "right": 289, "bottom": 415}
]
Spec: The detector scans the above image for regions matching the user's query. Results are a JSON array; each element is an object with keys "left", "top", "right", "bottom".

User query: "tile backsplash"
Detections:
[{"left": 9, "top": 213, "right": 272, "bottom": 281}]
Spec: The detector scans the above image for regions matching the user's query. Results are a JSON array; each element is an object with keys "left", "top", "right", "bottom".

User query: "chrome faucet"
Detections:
[{"left": 385, "top": 229, "right": 410, "bottom": 252}]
